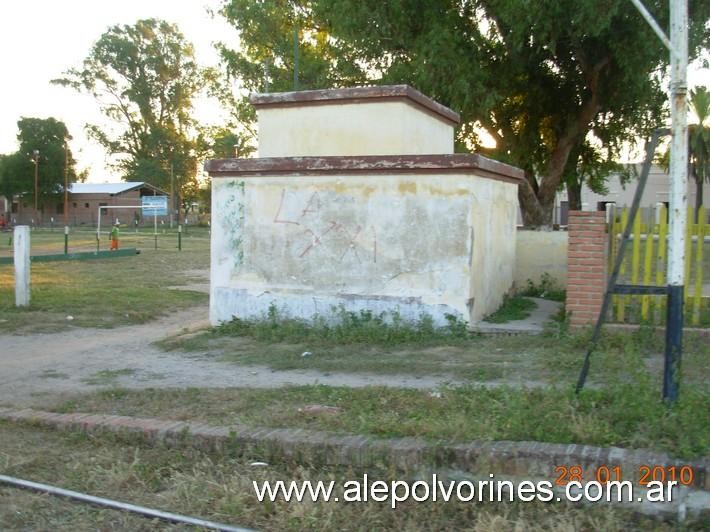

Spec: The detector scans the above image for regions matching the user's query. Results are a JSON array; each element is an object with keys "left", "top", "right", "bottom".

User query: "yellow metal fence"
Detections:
[{"left": 608, "top": 206, "right": 708, "bottom": 326}]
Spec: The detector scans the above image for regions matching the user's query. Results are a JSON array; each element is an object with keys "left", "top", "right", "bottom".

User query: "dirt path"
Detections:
[{"left": 0, "top": 305, "right": 466, "bottom": 407}]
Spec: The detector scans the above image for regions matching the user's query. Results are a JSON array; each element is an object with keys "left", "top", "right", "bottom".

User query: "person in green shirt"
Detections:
[{"left": 110, "top": 222, "right": 120, "bottom": 250}]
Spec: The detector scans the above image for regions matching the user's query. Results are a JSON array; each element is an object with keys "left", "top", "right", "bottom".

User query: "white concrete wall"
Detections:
[
  {"left": 210, "top": 173, "right": 517, "bottom": 326},
  {"left": 514, "top": 230, "right": 568, "bottom": 289},
  {"left": 468, "top": 179, "right": 519, "bottom": 321},
  {"left": 257, "top": 101, "right": 454, "bottom": 157}
]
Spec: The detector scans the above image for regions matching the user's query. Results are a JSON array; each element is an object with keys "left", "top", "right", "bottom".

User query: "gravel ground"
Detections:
[{"left": 0, "top": 305, "right": 466, "bottom": 407}]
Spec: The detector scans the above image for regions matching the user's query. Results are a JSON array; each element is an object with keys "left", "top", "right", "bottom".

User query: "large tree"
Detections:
[
  {"left": 0, "top": 117, "right": 78, "bottom": 211},
  {"left": 52, "top": 18, "right": 209, "bottom": 215},
  {"left": 218, "top": 0, "right": 708, "bottom": 226}
]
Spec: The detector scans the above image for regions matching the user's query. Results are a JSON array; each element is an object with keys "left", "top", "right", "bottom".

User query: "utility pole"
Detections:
[
  {"left": 170, "top": 162, "right": 175, "bottom": 229},
  {"left": 664, "top": 0, "right": 688, "bottom": 403},
  {"left": 32, "top": 149, "right": 39, "bottom": 220},
  {"left": 630, "top": 0, "right": 688, "bottom": 403},
  {"left": 63, "top": 140, "right": 69, "bottom": 226}
]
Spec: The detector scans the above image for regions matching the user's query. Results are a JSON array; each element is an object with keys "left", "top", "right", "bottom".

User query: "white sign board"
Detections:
[{"left": 142, "top": 196, "right": 168, "bottom": 216}]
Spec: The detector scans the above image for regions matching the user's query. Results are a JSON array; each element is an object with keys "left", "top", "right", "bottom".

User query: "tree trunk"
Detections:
[
  {"left": 695, "top": 175, "right": 703, "bottom": 223},
  {"left": 518, "top": 173, "right": 555, "bottom": 227},
  {"left": 518, "top": 57, "right": 606, "bottom": 227},
  {"left": 567, "top": 179, "right": 582, "bottom": 211}
]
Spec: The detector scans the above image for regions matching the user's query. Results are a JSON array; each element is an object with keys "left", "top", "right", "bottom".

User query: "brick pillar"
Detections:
[{"left": 567, "top": 211, "right": 607, "bottom": 327}]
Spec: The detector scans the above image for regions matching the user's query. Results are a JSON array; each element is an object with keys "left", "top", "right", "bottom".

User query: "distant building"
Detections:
[
  {"left": 518, "top": 165, "right": 710, "bottom": 226},
  {"left": 569, "top": 164, "right": 710, "bottom": 219},
  {"left": 5, "top": 182, "right": 169, "bottom": 227}
]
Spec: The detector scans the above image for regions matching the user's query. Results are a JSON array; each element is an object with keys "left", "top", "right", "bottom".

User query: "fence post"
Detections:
[
  {"left": 692, "top": 207, "right": 705, "bottom": 325},
  {"left": 567, "top": 211, "right": 608, "bottom": 327},
  {"left": 14, "top": 225, "right": 30, "bottom": 307},
  {"left": 655, "top": 205, "right": 668, "bottom": 320},
  {"left": 616, "top": 208, "right": 629, "bottom": 321}
]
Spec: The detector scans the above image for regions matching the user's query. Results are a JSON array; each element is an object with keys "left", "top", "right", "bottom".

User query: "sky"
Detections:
[
  {"left": 0, "top": 0, "right": 237, "bottom": 182},
  {"left": 0, "top": 2, "right": 707, "bottom": 182}
]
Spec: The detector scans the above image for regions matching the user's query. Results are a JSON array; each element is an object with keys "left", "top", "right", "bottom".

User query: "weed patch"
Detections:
[
  {"left": 208, "top": 305, "right": 470, "bottom": 347},
  {"left": 483, "top": 295, "right": 537, "bottom": 323},
  {"left": 519, "top": 273, "right": 566, "bottom": 302}
]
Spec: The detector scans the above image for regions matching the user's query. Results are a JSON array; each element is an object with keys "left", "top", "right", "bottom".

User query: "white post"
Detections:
[
  {"left": 667, "top": 0, "right": 688, "bottom": 287},
  {"left": 664, "top": 0, "right": 688, "bottom": 402},
  {"left": 97, "top": 207, "right": 102, "bottom": 252},
  {"left": 14, "top": 225, "right": 30, "bottom": 307}
]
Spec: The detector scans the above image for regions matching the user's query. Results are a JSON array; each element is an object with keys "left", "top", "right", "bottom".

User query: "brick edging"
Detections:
[{"left": 0, "top": 408, "right": 706, "bottom": 491}]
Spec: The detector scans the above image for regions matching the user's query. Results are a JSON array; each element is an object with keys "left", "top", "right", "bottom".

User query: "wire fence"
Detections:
[{"left": 0, "top": 226, "right": 210, "bottom": 258}]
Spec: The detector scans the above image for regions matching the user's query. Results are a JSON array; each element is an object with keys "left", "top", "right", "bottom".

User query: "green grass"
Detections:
[
  {"left": 608, "top": 297, "right": 710, "bottom": 328},
  {"left": 81, "top": 368, "right": 137, "bottom": 386},
  {"left": 1, "top": 424, "right": 681, "bottom": 531},
  {"left": 47, "top": 372, "right": 709, "bottom": 459},
  {"left": 483, "top": 295, "right": 537, "bottom": 323},
  {"left": 0, "top": 228, "right": 209, "bottom": 333},
  {"left": 161, "top": 312, "right": 709, "bottom": 387}
]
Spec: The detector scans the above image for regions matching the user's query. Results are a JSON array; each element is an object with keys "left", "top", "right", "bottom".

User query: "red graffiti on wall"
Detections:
[
  {"left": 273, "top": 189, "right": 300, "bottom": 225},
  {"left": 274, "top": 188, "right": 377, "bottom": 263},
  {"left": 298, "top": 221, "right": 340, "bottom": 258}
]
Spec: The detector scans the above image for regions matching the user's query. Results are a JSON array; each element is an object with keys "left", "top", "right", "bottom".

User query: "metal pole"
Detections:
[
  {"left": 0, "top": 475, "right": 253, "bottom": 532},
  {"left": 64, "top": 226, "right": 69, "bottom": 255},
  {"left": 96, "top": 207, "right": 101, "bottom": 253},
  {"left": 630, "top": 0, "right": 674, "bottom": 54},
  {"left": 178, "top": 224, "right": 182, "bottom": 251},
  {"left": 170, "top": 163, "right": 175, "bottom": 229},
  {"left": 576, "top": 130, "right": 666, "bottom": 393},
  {"left": 154, "top": 212, "right": 158, "bottom": 250},
  {"left": 664, "top": 0, "right": 688, "bottom": 403}
]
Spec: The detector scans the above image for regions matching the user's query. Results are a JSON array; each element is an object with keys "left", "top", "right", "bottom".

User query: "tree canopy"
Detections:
[
  {"left": 52, "top": 18, "right": 210, "bottom": 211},
  {"left": 0, "top": 117, "right": 77, "bottom": 210},
  {"left": 217, "top": 0, "right": 709, "bottom": 226}
]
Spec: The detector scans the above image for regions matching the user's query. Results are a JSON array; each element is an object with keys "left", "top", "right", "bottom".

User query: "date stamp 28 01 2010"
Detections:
[{"left": 554, "top": 464, "right": 696, "bottom": 487}]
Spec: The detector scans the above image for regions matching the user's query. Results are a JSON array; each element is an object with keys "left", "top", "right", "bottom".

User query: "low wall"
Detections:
[{"left": 514, "top": 229, "right": 568, "bottom": 290}]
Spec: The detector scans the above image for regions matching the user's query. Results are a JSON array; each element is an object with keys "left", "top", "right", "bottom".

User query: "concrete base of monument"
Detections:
[{"left": 210, "top": 286, "right": 466, "bottom": 327}]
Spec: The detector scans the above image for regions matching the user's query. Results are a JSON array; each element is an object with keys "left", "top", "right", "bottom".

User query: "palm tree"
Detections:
[
  {"left": 657, "top": 87, "right": 709, "bottom": 222},
  {"left": 688, "top": 87, "right": 709, "bottom": 218}
]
